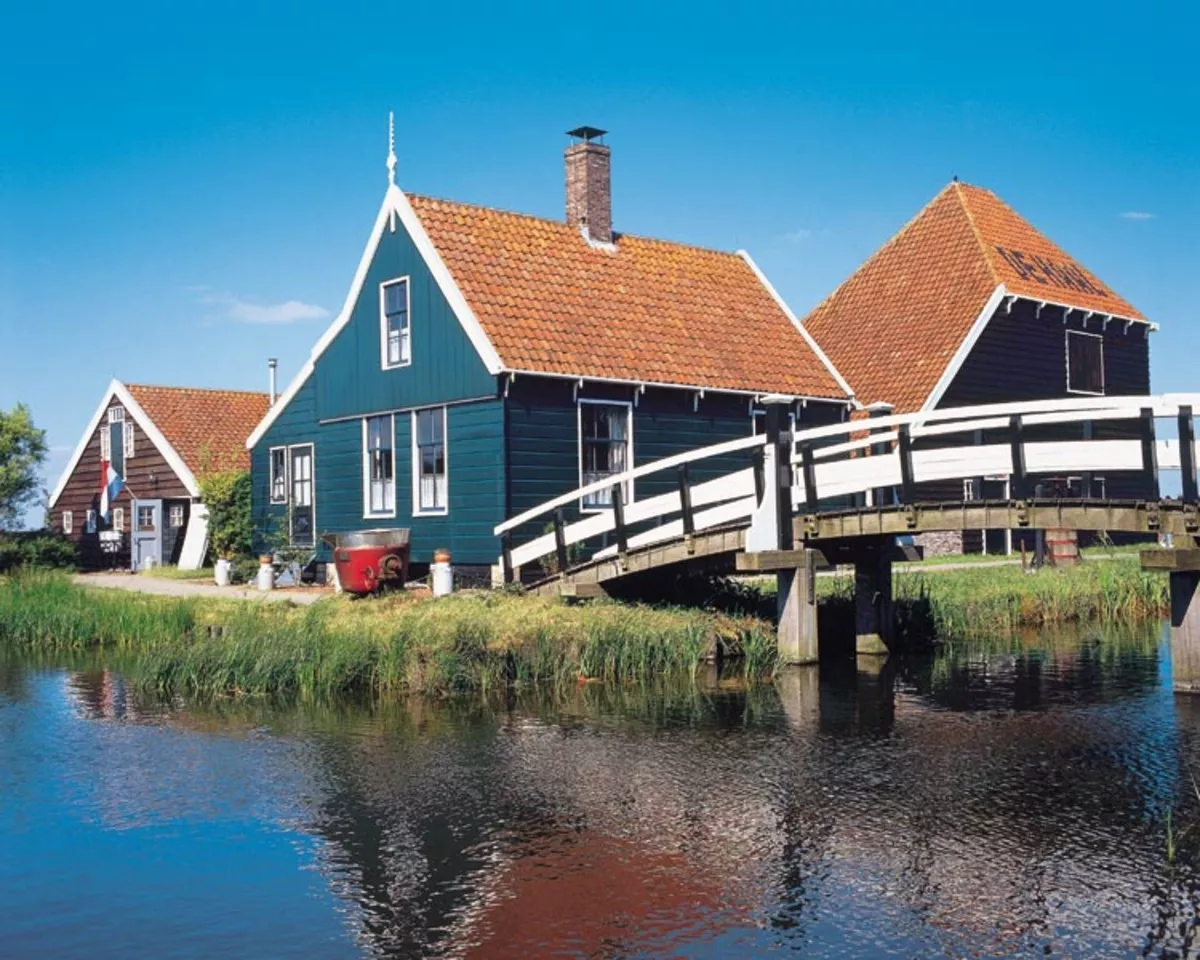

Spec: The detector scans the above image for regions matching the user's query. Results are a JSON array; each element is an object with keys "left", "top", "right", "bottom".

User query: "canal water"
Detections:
[{"left": 3, "top": 625, "right": 1200, "bottom": 958}]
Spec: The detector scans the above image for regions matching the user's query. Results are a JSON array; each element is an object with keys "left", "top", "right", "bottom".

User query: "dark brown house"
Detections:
[
  {"left": 803, "top": 181, "right": 1156, "bottom": 554},
  {"left": 48, "top": 381, "right": 270, "bottom": 570}
]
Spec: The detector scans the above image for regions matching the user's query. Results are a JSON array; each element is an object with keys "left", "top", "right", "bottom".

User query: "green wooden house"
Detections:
[{"left": 246, "top": 126, "right": 853, "bottom": 577}]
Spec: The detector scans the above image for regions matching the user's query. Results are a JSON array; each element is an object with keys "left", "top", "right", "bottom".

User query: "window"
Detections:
[
  {"left": 62, "top": 511, "right": 73, "bottom": 534},
  {"left": 137, "top": 505, "right": 155, "bottom": 530},
  {"left": 108, "top": 407, "right": 125, "bottom": 423},
  {"left": 579, "top": 401, "right": 632, "bottom": 510},
  {"left": 113, "top": 507, "right": 125, "bottom": 532},
  {"left": 100, "top": 423, "right": 111, "bottom": 461},
  {"left": 123, "top": 421, "right": 135, "bottom": 458},
  {"left": 85, "top": 509, "right": 97, "bottom": 534},
  {"left": 289, "top": 445, "right": 315, "bottom": 545},
  {"left": 363, "top": 414, "right": 396, "bottom": 517},
  {"left": 169, "top": 504, "right": 185, "bottom": 528},
  {"left": 1067, "top": 330, "right": 1104, "bottom": 395},
  {"left": 380, "top": 278, "right": 411, "bottom": 369},
  {"left": 269, "top": 447, "right": 288, "bottom": 504},
  {"left": 413, "top": 407, "right": 447, "bottom": 514}
]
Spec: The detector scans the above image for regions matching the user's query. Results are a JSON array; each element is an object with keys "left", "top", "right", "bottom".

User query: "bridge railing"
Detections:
[{"left": 494, "top": 393, "right": 1200, "bottom": 579}]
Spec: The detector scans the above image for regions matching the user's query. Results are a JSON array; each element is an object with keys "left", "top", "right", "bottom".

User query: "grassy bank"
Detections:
[{"left": 0, "top": 571, "right": 776, "bottom": 700}]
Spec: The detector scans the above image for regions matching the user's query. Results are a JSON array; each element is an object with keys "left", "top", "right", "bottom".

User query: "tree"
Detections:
[
  {"left": 198, "top": 469, "right": 254, "bottom": 559},
  {"left": 0, "top": 404, "right": 47, "bottom": 531}
]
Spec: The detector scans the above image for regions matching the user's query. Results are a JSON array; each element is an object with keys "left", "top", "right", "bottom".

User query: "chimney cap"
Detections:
[{"left": 566, "top": 125, "right": 607, "bottom": 143}]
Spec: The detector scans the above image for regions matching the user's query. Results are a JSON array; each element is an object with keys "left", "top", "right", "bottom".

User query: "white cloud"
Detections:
[
  {"left": 1119, "top": 211, "right": 1155, "bottom": 221},
  {"left": 193, "top": 288, "right": 330, "bottom": 325},
  {"left": 783, "top": 228, "right": 814, "bottom": 243}
]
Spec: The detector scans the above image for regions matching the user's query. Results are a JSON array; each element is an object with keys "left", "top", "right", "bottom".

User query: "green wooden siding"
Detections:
[{"left": 315, "top": 216, "right": 497, "bottom": 422}]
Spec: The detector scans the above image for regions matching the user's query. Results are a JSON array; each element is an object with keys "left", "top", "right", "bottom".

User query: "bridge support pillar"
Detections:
[
  {"left": 854, "top": 547, "right": 893, "bottom": 655},
  {"left": 776, "top": 551, "right": 819, "bottom": 665},
  {"left": 1171, "top": 571, "right": 1200, "bottom": 693}
]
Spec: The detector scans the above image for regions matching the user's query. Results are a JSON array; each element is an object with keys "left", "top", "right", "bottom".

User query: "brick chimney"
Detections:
[{"left": 565, "top": 126, "right": 612, "bottom": 244}]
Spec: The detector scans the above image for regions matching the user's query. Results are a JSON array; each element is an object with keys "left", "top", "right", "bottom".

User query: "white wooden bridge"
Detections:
[{"left": 494, "top": 394, "right": 1200, "bottom": 685}]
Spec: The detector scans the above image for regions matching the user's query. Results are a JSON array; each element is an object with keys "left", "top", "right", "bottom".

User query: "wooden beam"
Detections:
[
  {"left": 1141, "top": 407, "right": 1159, "bottom": 497},
  {"left": 611, "top": 483, "right": 628, "bottom": 556},
  {"left": 800, "top": 443, "right": 818, "bottom": 513},
  {"left": 559, "top": 581, "right": 605, "bottom": 599},
  {"left": 677, "top": 464, "right": 695, "bottom": 536},
  {"left": 1141, "top": 549, "right": 1200, "bottom": 573},
  {"left": 736, "top": 549, "right": 812, "bottom": 572},
  {"left": 1009, "top": 415, "right": 1026, "bottom": 498},
  {"left": 553, "top": 507, "right": 568, "bottom": 574},
  {"left": 501, "top": 531, "right": 514, "bottom": 584},
  {"left": 896, "top": 425, "right": 915, "bottom": 503},
  {"left": 1181, "top": 406, "right": 1198, "bottom": 503}
]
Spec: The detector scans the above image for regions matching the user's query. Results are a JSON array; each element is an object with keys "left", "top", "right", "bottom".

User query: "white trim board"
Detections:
[
  {"left": 246, "top": 186, "right": 505, "bottom": 450},
  {"left": 736, "top": 249, "right": 857, "bottom": 403},
  {"left": 48, "top": 379, "right": 201, "bottom": 509}
]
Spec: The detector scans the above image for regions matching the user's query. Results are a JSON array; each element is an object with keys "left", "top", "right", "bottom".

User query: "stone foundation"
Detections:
[{"left": 913, "top": 530, "right": 964, "bottom": 558}]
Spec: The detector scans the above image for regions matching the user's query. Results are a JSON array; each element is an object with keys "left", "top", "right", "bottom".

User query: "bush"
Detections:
[
  {"left": 198, "top": 469, "right": 253, "bottom": 560},
  {"left": 0, "top": 531, "right": 76, "bottom": 573}
]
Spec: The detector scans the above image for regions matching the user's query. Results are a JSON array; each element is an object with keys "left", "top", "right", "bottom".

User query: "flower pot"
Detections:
[{"left": 214, "top": 558, "right": 232, "bottom": 587}]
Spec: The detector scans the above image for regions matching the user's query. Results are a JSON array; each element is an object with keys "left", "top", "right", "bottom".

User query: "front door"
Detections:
[
  {"left": 289, "top": 445, "right": 314, "bottom": 546},
  {"left": 132, "top": 499, "right": 162, "bottom": 570}
]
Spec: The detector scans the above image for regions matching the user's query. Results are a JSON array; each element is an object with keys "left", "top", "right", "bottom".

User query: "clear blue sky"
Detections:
[{"left": 2, "top": 1, "right": 1196, "bottom": 526}]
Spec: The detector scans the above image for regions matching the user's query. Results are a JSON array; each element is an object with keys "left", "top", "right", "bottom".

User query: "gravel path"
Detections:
[{"left": 73, "top": 573, "right": 327, "bottom": 605}]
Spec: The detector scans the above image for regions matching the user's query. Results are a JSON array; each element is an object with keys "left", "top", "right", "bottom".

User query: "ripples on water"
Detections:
[{"left": 3, "top": 624, "right": 1200, "bottom": 959}]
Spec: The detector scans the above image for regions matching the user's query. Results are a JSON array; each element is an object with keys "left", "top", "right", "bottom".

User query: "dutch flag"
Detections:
[{"left": 99, "top": 459, "right": 125, "bottom": 522}]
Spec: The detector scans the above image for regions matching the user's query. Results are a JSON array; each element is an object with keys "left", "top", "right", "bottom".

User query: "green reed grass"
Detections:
[{"left": 0, "top": 571, "right": 776, "bottom": 701}]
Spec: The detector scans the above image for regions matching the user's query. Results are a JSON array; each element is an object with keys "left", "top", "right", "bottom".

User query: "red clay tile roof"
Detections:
[
  {"left": 408, "top": 195, "right": 848, "bottom": 399},
  {"left": 126, "top": 384, "right": 270, "bottom": 475},
  {"left": 802, "top": 181, "right": 1146, "bottom": 413}
]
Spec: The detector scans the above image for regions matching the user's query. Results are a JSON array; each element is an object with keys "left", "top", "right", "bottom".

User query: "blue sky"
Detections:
[{"left": 1, "top": 1, "right": 1196, "bottom": 526}]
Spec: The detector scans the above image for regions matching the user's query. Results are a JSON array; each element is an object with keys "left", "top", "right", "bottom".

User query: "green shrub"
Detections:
[
  {"left": 0, "top": 530, "right": 76, "bottom": 573},
  {"left": 198, "top": 469, "right": 253, "bottom": 560}
]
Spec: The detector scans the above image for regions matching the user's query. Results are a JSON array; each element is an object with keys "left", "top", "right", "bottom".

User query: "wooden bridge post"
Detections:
[
  {"left": 853, "top": 539, "right": 893, "bottom": 656},
  {"left": 1171, "top": 571, "right": 1200, "bottom": 693}
]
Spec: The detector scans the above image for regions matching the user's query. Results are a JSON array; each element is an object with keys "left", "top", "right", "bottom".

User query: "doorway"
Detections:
[
  {"left": 290, "top": 445, "right": 315, "bottom": 546},
  {"left": 132, "top": 499, "right": 162, "bottom": 570}
]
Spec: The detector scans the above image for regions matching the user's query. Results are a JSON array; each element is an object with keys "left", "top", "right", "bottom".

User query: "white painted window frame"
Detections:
[
  {"left": 113, "top": 507, "right": 124, "bottom": 533},
  {"left": 287, "top": 443, "right": 317, "bottom": 546},
  {"left": 379, "top": 276, "right": 412, "bottom": 371},
  {"left": 62, "top": 511, "right": 73, "bottom": 535},
  {"left": 577, "top": 398, "right": 634, "bottom": 514},
  {"left": 1065, "top": 329, "right": 1105, "bottom": 396},
  {"left": 85, "top": 509, "right": 97, "bottom": 534},
  {"left": 169, "top": 504, "right": 185, "bottom": 528},
  {"left": 268, "top": 446, "right": 288, "bottom": 504},
  {"left": 100, "top": 424, "right": 111, "bottom": 461},
  {"left": 411, "top": 406, "right": 449, "bottom": 517},
  {"left": 123, "top": 420, "right": 135, "bottom": 459},
  {"left": 108, "top": 407, "right": 125, "bottom": 423},
  {"left": 362, "top": 413, "right": 397, "bottom": 519}
]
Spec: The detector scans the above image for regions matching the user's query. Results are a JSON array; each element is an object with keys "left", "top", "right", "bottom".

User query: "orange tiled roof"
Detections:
[
  {"left": 126, "top": 385, "right": 270, "bottom": 475},
  {"left": 802, "top": 181, "right": 1145, "bottom": 413},
  {"left": 408, "top": 195, "right": 848, "bottom": 399}
]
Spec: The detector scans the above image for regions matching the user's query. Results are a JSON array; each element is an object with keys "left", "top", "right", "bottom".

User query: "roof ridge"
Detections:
[
  {"left": 406, "top": 191, "right": 741, "bottom": 259},
  {"left": 126, "top": 383, "right": 269, "bottom": 397},
  {"left": 952, "top": 181, "right": 1001, "bottom": 286},
  {"left": 801, "top": 181, "right": 961, "bottom": 321}
]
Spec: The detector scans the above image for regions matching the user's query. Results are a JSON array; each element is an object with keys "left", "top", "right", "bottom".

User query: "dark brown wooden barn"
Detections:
[{"left": 47, "top": 382, "right": 269, "bottom": 571}]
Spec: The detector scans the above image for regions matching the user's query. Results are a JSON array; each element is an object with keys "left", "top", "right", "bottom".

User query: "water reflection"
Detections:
[{"left": 4, "top": 623, "right": 1200, "bottom": 958}]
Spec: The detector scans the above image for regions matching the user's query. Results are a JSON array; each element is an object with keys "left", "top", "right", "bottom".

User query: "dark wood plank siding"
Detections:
[{"left": 52, "top": 397, "right": 192, "bottom": 570}]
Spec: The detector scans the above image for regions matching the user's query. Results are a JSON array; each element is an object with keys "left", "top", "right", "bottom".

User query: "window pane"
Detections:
[
  {"left": 1068, "top": 333, "right": 1104, "bottom": 394},
  {"left": 579, "top": 404, "right": 630, "bottom": 508}
]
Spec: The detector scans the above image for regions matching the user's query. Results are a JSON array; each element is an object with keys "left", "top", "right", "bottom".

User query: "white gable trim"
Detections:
[
  {"left": 736, "top": 250, "right": 858, "bottom": 404},
  {"left": 919, "top": 284, "right": 1009, "bottom": 413},
  {"left": 246, "top": 186, "right": 505, "bottom": 450},
  {"left": 48, "top": 380, "right": 201, "bottom": 509}
]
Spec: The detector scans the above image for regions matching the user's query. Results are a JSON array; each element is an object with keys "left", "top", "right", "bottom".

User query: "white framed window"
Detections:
[
  {"left": 62, "top": 511, "right": 73, "bottom": 534},
  {"left": 289, "top": 444, "right": 316, "bottom": 545},
  {"left": 363, "top": 414, "right": 396, "bottom": 517},
  {"left": 578, "top": 399, "right": 633, "bottom": 511},
  {"left": 380, "top": 277, "right": 411, "bottom": 369},
  {"left": 108, "top": 407, "right": 125, "bottom": 423},
  {"left": 113, "top": 507, "right": 124, "bottom": 533},
  {"left": 137, "top": 505, "right": 155, "bottom": 530},
  {"left": 100, "top": 423, "right": 111, "bottom": 461},
  {"left": 123, "top": 421, "right": 135, "bottom": 458},
  {"left": 1066, "top": 330, "right": 1105, "bottom": 396},
  {"left": 269, "top": 447, "right": 288, "bottom": 504},
  {"left": 169, "top": 504, "right": 185, "bottom": 528},
  {"left": 412, "top": 407, "right": 448, "bottom": 515},
  {"left": 85, "top": 509, "right": 97, "bottom": 534}
]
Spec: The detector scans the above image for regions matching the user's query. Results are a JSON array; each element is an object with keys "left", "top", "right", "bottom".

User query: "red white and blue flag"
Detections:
[{"left": 99, "top": 460, "right": 125, "bottom": 521}]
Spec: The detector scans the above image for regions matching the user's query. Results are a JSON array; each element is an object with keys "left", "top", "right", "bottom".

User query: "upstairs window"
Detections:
[
  {"left": 363, "top": 414, "right": 396, "bottom": 517},
  {"left": 1067, "top": 330, "right": 1104, "bottom": 395},
  {"left": 579, "top": 401, "right": 632, "bottom": 510},
  {"left": 380, "top": 278, "right": 411, "bottom": 369},
  {"left": 413, "top": 407, "right": 447, "bottom": 515},
  {"left": 123, "top": 421, "right": 135, "bottom": 459},
  {"left": 269, "top": 448, "right": 288, "bottom": 503}
]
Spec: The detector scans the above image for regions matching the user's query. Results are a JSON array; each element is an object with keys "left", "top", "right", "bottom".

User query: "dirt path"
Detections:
[{"left": 74, "top": 573, "right": 328, "bottom": 605}]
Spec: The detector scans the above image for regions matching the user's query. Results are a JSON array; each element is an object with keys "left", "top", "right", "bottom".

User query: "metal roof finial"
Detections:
[{"left": 386, "top": 111, "right": 397, "bottom": 187}]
